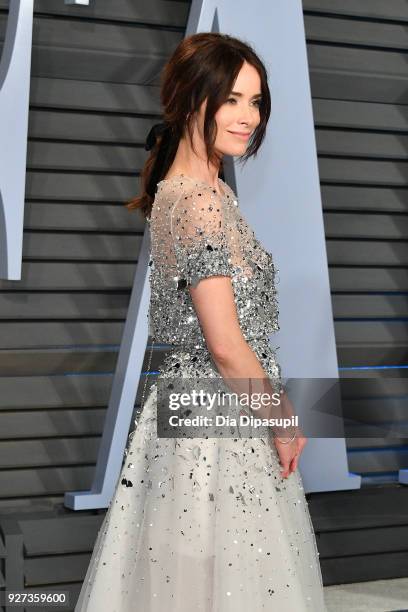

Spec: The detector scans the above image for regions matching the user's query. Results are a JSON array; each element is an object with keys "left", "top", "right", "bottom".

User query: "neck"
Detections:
[{"left": 169, "top": 135, "right": 223, "bottom": 190}]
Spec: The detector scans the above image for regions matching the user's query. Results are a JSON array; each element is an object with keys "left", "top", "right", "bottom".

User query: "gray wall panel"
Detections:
[
  {"left": 24, "top": 203, "right": 144, "bottom": 232},
  {"left": 0, "top": 466, "right": 95, "bottom": 498},
  {"left": 324, "top": 213, "right": 408, "bottom": 239},
  {"left": 25, "top": 172, "right": 141, "bottom": 201},
  {"left": 0, "top": 293, "right": 130, "bottom": 319},
  {"left": 28, "top": 110, "right": 155, "bottom": 144},
  {"left": 313, "top": 99, "right": 408, "bottom": 132},
  {"left": 317, "top": 130, "right": 408, "bottom": 159},
  {"left": 0, "top": 262, "right": 136, "bottom": 290},
  {"left": 327, "top": 241, "right": 408, "bottom": 266},
  {"left": 0, "top": 409, "right": 105, "bottom": 438},
  {"left": 0, "top": 438, "right": 100, "bottom": 468},
  {"left": 27, "top": 142, "right": 147, "bottom": 173},
  {"left": 330, "top": 268, "right": 408, "bottom": 292},
  {"left": 333, "top": 294, "right": 408, "bottom": 318},
  {"left": 319, "top": 159, "right": 408, "bottom": 186},
  {"left": 23, "top": 233, "right": 142, "bottom": 261},
  {"left": 28, "top": 77, "right": 161, "bottom": 113},
  {"left": 321, "top": 186, "right": 408, "bottom": 213},
  {"left": 304, "top": 0, "right": 408, "bottom": 21},
  {"left": 305, "top": 14, "right": 408, "bottom": 49},
  {"left": 0, "top": 322, "right": 125, "bottom": 349}
]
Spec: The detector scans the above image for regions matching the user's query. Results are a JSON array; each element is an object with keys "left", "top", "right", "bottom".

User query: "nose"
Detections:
[{"left": 239, "top": 104, "right": 254, "bottom": 127}]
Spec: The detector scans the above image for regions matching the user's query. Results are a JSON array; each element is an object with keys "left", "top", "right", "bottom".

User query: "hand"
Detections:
[{"left": 273, "top": 426, "right": 307, "bottom": 478}]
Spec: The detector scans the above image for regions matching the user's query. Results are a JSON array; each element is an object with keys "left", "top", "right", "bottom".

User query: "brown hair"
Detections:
[{"left": 125, "top": 32, "right": 271, "bottom": 219}]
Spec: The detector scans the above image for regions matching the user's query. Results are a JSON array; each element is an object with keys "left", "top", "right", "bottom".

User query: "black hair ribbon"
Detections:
[{"left": 145, "top": 122, "right": 171, "bottom": 151}]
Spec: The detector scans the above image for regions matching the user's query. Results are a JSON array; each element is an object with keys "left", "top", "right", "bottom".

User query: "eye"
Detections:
[{"left": 226, "top": 97, "right": 262, "bottom": 107}]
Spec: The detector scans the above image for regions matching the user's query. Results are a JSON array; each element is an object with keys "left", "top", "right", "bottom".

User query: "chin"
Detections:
[{"left": 221, "top": 146, "right": 248, "bottom": 156}]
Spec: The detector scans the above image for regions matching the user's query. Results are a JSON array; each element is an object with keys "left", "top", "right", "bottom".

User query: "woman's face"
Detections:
[{"left": 197, "top": 61, "right": 262, "bottom": 157}]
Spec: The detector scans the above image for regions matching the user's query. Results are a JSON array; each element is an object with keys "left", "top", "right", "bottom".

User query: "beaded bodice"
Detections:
[{"left": 147, "top": 174, "right": 280, "bottom": 350}]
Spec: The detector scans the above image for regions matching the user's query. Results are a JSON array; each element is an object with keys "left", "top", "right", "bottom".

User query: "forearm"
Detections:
[{"left": 210, "top": 338, "right": 296, "bottom": 438}]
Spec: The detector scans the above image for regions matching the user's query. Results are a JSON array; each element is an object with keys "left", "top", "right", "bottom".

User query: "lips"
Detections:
[{"left": 228, "top": 131, "right": 251, "bottom": 139}]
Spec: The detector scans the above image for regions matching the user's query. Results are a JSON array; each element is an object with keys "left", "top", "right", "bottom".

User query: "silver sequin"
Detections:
[{"left": 149, "top": 175, "right": 280, "bottom": 352}]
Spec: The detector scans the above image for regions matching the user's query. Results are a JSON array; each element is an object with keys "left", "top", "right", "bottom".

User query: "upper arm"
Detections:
[
  {"left": 170, "top": 185, "right": 244, "bottom": 356},
  {"left": 189, "top": 276, "right": 244, "bottom": 358}
]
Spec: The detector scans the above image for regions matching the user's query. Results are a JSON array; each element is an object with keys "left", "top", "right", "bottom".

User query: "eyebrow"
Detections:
[{"left": 230, "top": 91, "right": 262, "bottom": 99}]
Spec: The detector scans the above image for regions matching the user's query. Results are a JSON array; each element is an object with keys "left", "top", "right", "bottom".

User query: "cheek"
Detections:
[{"left": 214, "top": 108, "right": 233, "bottom": 134}]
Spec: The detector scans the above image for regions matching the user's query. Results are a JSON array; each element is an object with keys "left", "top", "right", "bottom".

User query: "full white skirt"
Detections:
[{"left": 75, "top": 383, "right": 326, "bottom": 611}]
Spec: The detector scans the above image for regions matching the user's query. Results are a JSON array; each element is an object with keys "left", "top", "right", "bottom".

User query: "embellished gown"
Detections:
[{"left": 74, "top": 174, "right": 327, "bottom": 611}]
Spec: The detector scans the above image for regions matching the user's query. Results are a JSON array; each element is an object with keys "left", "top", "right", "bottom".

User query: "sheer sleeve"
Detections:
[{"left": 170, "top": 185, "right": 236, "bottom": 289}]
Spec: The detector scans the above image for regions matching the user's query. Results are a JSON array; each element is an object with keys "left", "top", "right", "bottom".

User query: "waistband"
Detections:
[{"left": 166, "top": 335, "right": 274, "bottom": 351}]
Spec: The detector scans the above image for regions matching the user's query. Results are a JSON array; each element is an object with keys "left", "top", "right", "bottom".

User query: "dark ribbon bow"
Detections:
[{"left": 145, "top": 122, "right": 170, "bottom": 151}]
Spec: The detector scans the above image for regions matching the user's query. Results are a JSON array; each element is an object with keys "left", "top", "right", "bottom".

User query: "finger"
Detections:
[
  {"left": 290, "top": 455, "right": 299, "bottom": 473},
  {"left": 280, "top": 460, "right": 290, "bottom": 478},
  {"left": 291, "top": 449, "right": 301, "bottom": 470}
]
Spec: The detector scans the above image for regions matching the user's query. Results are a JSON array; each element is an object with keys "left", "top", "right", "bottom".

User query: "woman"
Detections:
[{"left": 75, "top": 32, "right": 326, "bottom": 611}]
